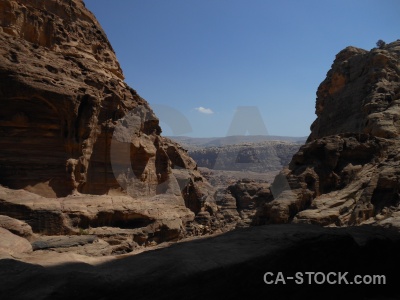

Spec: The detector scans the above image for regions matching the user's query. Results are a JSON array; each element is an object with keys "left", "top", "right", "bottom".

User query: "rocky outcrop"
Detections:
[
  {"left": 257, "top": 40, "right": 400, "bottom": 226},
  {"left": 0, "top": 227, "right": 32, "bottom": 257},
  {"left": 223, "top": 180, "right": 271, "bottom": 227},
  {"left": 309, "top": 42, "right": 400, "bottom": 141},
  {"left": 0, "top": 185, "right": 199, "bottom": 254},
  {"left": 0, "top": 0, "right": 201, "bottom": 199},
  {"left": 0, "top": 0, "right": 129, "bottom": 197},
  {"left": 1, "top": 224, "right": 400, "bottom": 300},
  {"left": 0, "top": 214, "right": 33, "bottom": 238},
  {"left": 0, "top": 0, "right": 228, "bottom": 248},
  {"left": 187, "top": 140, "right": 299, "bottom": 229}
]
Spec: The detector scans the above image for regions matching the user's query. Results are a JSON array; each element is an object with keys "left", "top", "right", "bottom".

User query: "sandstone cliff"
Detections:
[
  {"left": 258, "top": 40, "right": 400, "bottom": 226},
  {"left": 0, "top": 0, "right": 227, "bottom": 252},
  {"left": 309, "top": 43, "right": 400, "bottom": 141},
  {"left": 0, "top": 0, "right": 188, "bottom": 198}
]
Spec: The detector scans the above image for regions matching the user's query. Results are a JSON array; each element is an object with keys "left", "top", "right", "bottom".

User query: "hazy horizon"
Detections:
[{"left": 166, "top": 134, "right": 308, "bottom": 139}]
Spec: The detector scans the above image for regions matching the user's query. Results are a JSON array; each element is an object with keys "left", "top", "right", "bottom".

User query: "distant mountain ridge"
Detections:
[
  {"left": 188, "top": 141, "right": 301, "bottom": 172},
  {"left": 168, "top": 135, "right": 307, "bottom": 149},
  {"left": 167, "top": 135, "right": 303, "bottom": 173}
]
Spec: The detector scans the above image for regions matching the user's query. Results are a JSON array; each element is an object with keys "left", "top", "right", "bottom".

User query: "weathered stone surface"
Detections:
[
  {"left": 0, "top": 0, "right": 236, "bottom": 247},
  {"left": 54, "top": 238, "right": 113, "bottom": 256},
  {"left": 0, "top": 0, "right": 133, "bottom": 197},
  {"left": 255, "top": 40, "right": 400, "bottom": 227},
  {"left": 1, "top": 224, "right": 400, "bottom": 299},
  {"left": 0, "top": 227, "right": 32, "bottom": 257},
  {"left": 214, "top": 188, "right": 241, "bottom": 226},
  {"left": 0, "top": 214, "right": 33, "bottom": 238},
  {"left": 377, "top": 210, "right": 400, "bottom": 229},
  {"left": 31, "top": 235, "right": 97, "bottom": 250},
  {"left": 227, "top": 179, "right": 272, "bottom": 227},
  {"left": 0, "top": 186, "right": 195, "bottom": 242},
  {"left": 0, "top": 0, "right": 210, "bottom": 216},
  {"left": 309, "top": 41, "right": 400, "bottom": 141}
]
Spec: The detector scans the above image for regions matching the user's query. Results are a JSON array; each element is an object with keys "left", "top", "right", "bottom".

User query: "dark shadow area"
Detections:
[
  {"left": 1, "top": 224, "right": 400, "bottom": 300},
  {"left": 67, "top": 211, "right": 155, "bottom": 229},
  {"left": 0, "top": 194, "right": 66, "bottom": 235},
  {"left": 0, "top": 96, "right": 70, "bottom": 197}
]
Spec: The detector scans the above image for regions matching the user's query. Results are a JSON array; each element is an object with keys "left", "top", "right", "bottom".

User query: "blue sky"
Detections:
[{"left": 84, "top": 0, "right": 400, "bottom": 138}]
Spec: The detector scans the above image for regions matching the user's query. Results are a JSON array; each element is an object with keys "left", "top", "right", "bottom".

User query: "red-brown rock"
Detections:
[
  {"left": 257, "top": 41, "right": 400, "bottom": 227},
  {"left": 0, "top": 0, "right": 232, "bottom": 249}
]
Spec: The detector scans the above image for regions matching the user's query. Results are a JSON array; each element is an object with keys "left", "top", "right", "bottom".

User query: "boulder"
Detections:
[
  {"left": 0, "top": 227, "right": 32, "bottom": 257},
  {"left": 0, "top": 215, "right": 33, "bottom": 238}
]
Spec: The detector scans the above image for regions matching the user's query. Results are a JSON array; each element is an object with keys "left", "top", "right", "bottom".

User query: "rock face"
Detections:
[
  {"left": 0, "top": 227, "right": 32, "bottom": 257},
  {"left": 0, "top": 185, "right": 192, "bottom": 234},
  {"left": 0, "top": 0, "right": 230, "bottom": 250},
  {"left": 225, "top": 179, "right": 271, "bottom": 227},
  {"left": 0, "top": 0, "right": 201, "bottom": 201},
  {"left": 309, "top": 43, "right": 400, "bottom": 141},
  {"left": 0, "top": 0, "right": 127, "bottom": 197},
  {"left": 0, "top": 214, "right": 33, "bottom": 238},
  {"left": 257, "top": 40, "right": 400, "bottom": 227}
]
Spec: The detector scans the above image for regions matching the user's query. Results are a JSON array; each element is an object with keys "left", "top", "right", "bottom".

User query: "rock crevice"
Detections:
[{"left": 0, "top": 0, "right": 230, "bottom": 252}]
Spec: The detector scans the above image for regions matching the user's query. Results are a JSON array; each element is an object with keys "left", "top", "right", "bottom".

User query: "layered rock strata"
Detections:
[{"left": 0, "top": 0, "right": 227, "bottom": 251}]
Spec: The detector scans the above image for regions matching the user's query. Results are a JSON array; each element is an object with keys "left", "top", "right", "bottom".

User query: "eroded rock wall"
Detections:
[
  {"left": 0, "top": 0, "right": 205, "bottom": 205},
  {"left": 259, "top": 40, "right": 400, "bottom": 227},
  {"left": 309, "top": 42, "right": 400, "bottom": 141},
  {"left": 0, "top": 0, "right": 230, "bottom": 248}
]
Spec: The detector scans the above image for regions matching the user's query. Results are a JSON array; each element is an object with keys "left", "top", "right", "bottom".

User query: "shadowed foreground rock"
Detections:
[{"left": 1, "top": 224, "right": 399, "bottom": 300}]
